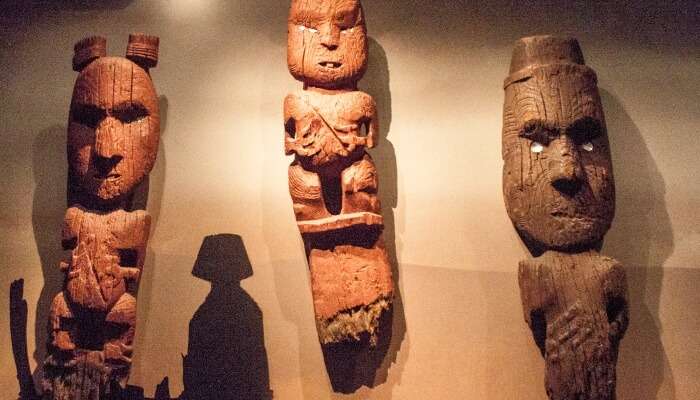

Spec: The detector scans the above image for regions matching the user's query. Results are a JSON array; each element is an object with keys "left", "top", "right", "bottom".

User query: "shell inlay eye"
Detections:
[
  {"left": 530, "top": 142, "right": 544, "bottom": 153},
  {"left": 581, "top": 142, "right": 594, "bottom": 152}
]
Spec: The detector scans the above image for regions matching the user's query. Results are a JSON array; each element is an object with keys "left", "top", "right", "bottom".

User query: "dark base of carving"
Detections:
[
  {"left": 42, "top": 351, "right": 127, "bottom": 400},
  {"left": 321, "top": 304, "right": 393, "bottom": 393}
]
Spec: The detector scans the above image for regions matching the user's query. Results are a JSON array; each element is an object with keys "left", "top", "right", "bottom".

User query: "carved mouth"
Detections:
[
  {"left": 94, "top": 172, "right": 121, "bottom": 181},
  {"left": 319, "top": 61, "right": 342, "bottom": 69},
  {"left": 549, "top": 210, "right": 593, "bottom": 221}
]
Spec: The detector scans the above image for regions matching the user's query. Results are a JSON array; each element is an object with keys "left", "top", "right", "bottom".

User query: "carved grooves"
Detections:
[
  {"left": 43, "top": 33, "right": 160, "bottom": 400},
  {"left": 285, "top": 0, "right": 394, "bottom": 356},
  {"left": 504, "top": 36, "right": 628, "bottom": 400}
]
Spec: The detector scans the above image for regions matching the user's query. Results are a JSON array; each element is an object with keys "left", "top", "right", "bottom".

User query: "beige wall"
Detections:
[{"left": 1, "top": 1, "right": 698, "bottom": 398}]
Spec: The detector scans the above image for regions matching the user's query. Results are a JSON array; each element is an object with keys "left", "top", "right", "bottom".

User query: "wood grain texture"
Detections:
[
  {"left": 503, "top": 36, "right": 629, "bottom": 400},
  {"left": 43, "top": 34, "right": 160, "bottom": 400},
  {"left": 285, "top": 0, "right": 393, "bottom": 347}
]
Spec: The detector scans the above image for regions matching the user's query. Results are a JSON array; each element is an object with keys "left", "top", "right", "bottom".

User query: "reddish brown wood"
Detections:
[
  {"left": 502, "top": 36, "right": 629, "bottom": 400},
  {"left": 285, "top": 0, "right": 393, "bottom": 346},
  {"left": 43, "top": 33, "right": 160, "bottom": 400}
]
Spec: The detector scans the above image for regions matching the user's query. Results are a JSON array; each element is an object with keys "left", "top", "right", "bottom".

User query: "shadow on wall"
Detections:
[
  {"left": 600, "top": 88, "right": 676, "bottom": 399},
  {"left": 179, "top": 234, "right": 273, "bottom": 400},
  {"left": 310, "top": 36, "right": 410, "bottom": 394},
  {"left": 362, "top": 36, "right": 410, "bottom": 391},
  {"left": 30, "top": 125, "right": 68, "bottom": 388},
  {"left": 10, "top": 279, "right": 40, "bottom": 400},
  {"left": 130, "top": 95, "right": 169, "bottom": 384}
]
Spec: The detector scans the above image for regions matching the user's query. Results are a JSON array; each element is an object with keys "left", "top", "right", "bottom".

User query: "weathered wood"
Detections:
[
  {"left": 502, "top": 35, "right": 629, "bottom": 399},
  {"left": 43, "top": 33, "right": 160, "bottom": 400},
  {"left": 285, "top": 0, "right": 393, "bottom": 347}
]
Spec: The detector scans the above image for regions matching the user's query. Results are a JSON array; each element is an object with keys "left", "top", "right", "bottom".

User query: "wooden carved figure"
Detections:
[
  {"left": 43, "top": 34, "right": 160, "bottom": 400},
  {"left": 502, "top": 36, "right": 629, "bottom": 400},
  {"left": 285, "top": 0, "right": 393, "bottom": 347}
]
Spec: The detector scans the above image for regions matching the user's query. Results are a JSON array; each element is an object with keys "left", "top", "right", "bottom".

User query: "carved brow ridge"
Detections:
[
  {"left": 293, "top": 5, "right": 358, "bottom": 24},
  {"left": 519, "top": 117, "right": 602, "bottom": 138},
  {"left": 74, "top": 100, "right": 148, "bottom": 113}
]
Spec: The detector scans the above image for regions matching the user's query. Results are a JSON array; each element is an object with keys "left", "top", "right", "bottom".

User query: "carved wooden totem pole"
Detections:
[
  {"left": 284, "top": 0, "right": 393, "bottom": 348},
  {"left": 43, "top": 34, "right": 160, "bottom": 400},
  {"left": 502, "top": 36, "right": 629, "bottom": 400}
]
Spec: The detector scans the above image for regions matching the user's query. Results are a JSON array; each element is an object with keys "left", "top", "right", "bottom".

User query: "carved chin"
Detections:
[
  {"left": 96, "top": 179, "right": 128, "bottom": 200},
  {"left": 80, "top": 176, "right": 134, "bottom": 201},
  {"left": 306, "top": 68, "right": 355, "bottom": 87},
  {"left": 516, "top": 215, "right": 610, "bottom": 250}
]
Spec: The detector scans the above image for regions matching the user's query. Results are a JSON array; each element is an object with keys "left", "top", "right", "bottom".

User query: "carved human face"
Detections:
[
  {"left": 68, "top": 57, "right": 159, "bottom": 203},
  {"left": 502, "top": 64, "right": 614, "bottom": 250},
  {"left": 287, "top": 0, "right": 367, "bottom": 88}
]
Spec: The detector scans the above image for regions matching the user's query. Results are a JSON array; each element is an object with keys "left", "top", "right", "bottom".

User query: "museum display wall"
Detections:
[{"left": 1, "top": 1, "right": 698, "bottom": 399}]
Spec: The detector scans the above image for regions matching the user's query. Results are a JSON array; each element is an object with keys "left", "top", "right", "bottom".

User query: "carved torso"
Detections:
[
  {"left": 519, "top": 251, "right": 628, "bottom": 400},
  {"left": 63, "top": 206, "right": 150, "bottom": 311},
  {"left": 285, "top": 90, "right": 375, "bottom": 170}
]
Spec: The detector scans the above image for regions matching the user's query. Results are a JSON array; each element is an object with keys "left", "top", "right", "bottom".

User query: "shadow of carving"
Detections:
[
  {"left": 130, "top": 95, "right": 169, "bottom": 383},
  {"left": 30, "top": 125, "right": 68, "bottom": 388},
  {"left": 315, "top": 36, "right": 408, "bottom": 393},
  {"left": 180, "top": 234, "right": 272, "bottom": 400},
  {"left": 10, "top": 279, "right": 40, "bottom": 400},
  {"left": 600, "top": 88, "right": 676, "bottom": 399}
]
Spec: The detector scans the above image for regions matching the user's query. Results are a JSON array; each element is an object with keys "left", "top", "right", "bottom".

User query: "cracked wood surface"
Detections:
[
  {"left": 43, "top": 33, "right": 160, "bottom": 400},
  {"left": 285, "top": 0, "right": 393, "bottom": 345},
  {"left": 503, "top": 36, "right": 629, "bottom": 400}
]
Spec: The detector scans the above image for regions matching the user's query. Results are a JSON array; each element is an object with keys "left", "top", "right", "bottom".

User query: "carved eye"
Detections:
[
  {"left": 530, "top": 142, "right": 544, "bottom": 153},
  {"left": 581, "top": 142, "right": 594, "bottom": 152},
  {"left": 73, "top": 104, "right": 106, "bottom": 129},
  {"left": 340, "top": 26, "right": 354, "bottom": 34},
  {"left": 299, "top": 25, "right": 318, "bottom": 33},
  {"left": 112, "top": 104, "right": 149, "bottom": 124}
]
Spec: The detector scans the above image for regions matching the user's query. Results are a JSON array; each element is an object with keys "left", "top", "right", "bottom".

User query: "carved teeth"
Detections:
[{"left": 320, "top": 62, "right": 341, "bottom": 68}]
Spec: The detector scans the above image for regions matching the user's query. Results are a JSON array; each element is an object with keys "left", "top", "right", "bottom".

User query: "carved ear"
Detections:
[
  {"left": 126, "top": 33, "right": 159, "bottom": 70},
  {"left": 72, "top": 36, "right": 107, "bottom": 72}
]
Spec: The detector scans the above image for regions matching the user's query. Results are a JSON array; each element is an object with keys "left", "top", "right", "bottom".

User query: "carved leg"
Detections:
[
  {"left": 44, "top": 294, "right": 110, "bottom": 400},
  {"left": 340, "top": 154, "right": 381, "bottom": 215},
  {"left": 104, "top": 292, "right": 136, "bottom": 365},
  {"left": 289, "top": 161, "right": 331, "bottom": 221},
  {"left": 49, "top": 292, "right": 76, "bottom": 352}
]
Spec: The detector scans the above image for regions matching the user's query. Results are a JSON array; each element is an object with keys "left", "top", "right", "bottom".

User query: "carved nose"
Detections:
[
  {"left": 94, "top": 117, "right": 122, "bottom": 159},
  {"left": 92, "top": 154, "right": 122, "bottom": 178},
  {"left": 319, "top": 24, "right": 340, "bottom": 50},
  {"left": 549, "top": 137, "right": 583, "bottom": 196}
]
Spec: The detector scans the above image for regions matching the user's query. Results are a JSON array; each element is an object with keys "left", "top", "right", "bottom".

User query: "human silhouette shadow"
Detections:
[
  {"left": 180, "top": 234, "right": 272, "bottom": 400},
  {"left": 317, "top": 36, "right": 407, "bottom": 395}
]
